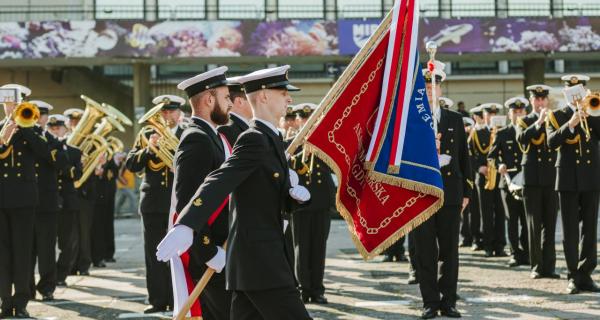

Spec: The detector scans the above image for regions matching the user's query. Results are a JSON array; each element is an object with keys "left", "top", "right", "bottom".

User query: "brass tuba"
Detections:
[
  {"left": 66, "top": 95, "right": 112, "bottom": 147},
  {"left": 0, "top": 101, "right": 40, "bottom": 145},
  {"left": 136, "top": 104, "right": 179, "bottom": 169},
  {"left": 106, "top": 136, "right": 124, "bottom": 158}
]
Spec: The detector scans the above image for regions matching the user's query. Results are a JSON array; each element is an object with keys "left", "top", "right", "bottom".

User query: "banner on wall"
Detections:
[{"left": 0, "top": 18, "right": 599, "bottom": 60}]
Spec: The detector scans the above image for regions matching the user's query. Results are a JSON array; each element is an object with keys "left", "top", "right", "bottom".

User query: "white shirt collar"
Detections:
[
  {"left": 474, "top": 123, "right": 485, "bottom": 130},
  {"left": 229, "top": 112, "right": 250, "bottom": 126},
  {"left": 192, "top": 116, "right": 218, "bottom": 135},
  {"left": 253, "top": 118, "right": 280, "bottom": 136},
  {"left": 169, "top": 125, "right": 178, "bottom": 135}
]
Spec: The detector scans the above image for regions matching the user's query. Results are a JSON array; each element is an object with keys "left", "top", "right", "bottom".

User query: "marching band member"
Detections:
[
  {"left": 488, "top": 97, "right": 529, "bottom": 267},
  {"left": 125, "top": 94, "right": 186, "bottom": 313},
  {"left": 218, "top": 77, "right": 252, "bottom": 146},
  {"left": 515, "top": 84, "right": 559, "bottom": 279},
  {"left": 471, "top": 103, "right": 507, "bottom": 258},
  {"left": 0, "top": 84, "right": 48, "bottom": 318},
  {"left": 288, "top": 102, "right": 335, "bottom": 304},
  {"left": 547, "top": 74, "right": 600, "bottom": 294},
  {"left": 28, "top": 100, "right": 69, "bottom": 302}
]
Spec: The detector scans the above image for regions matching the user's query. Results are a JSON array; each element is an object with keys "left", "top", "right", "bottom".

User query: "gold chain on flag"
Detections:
[{"left": 326, "top": 57, "right": 425, "bottom": 234}]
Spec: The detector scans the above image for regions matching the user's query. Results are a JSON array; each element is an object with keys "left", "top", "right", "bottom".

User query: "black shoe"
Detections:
[
  {"left": 41, "top": 293, "right": 54, "bottom": 301},
  {"left": 421, "top": 307, "right": 438, "bottom": 319},
  {"left": 541, "top": 273, "right": 560, "bottom": 279},
  {"left": 494, "top": 250, "right": 508, "bottom": 257},
  {"left": 507, "top": 257, "right": 519, "bottom": 267},
  {"left": 484, "top": 250, "right": 494, "bottom": 258},
  {"left": 105, "top": 258, "right": 116, "bottom": 263},
  {"left": 566, "top": 280, "right": 580, "bottom": 294},
  {"left": 471, "top": 242, "right": 483, "bottom": 251},
  {"left": 13, "top": 308, "right": 30, "bottom": 318},
  {"left": 580, "top": 281, "right": 600, "bottom": 292},
  {"left": 56, "top": 280, "right": 67, "bottom": 287},
  {"left": 301, "top": 294, "right": 310, "bottom": 303},
  {"left": 407, "top": 274, "right": 418, "bottom": 285},
  {"left": 440, "top": 306, "right": 462, "bottom": 318},
  {"left": 1, "top": 308, "right": 13, "bottom": 318},
  {"left": 93, "top": 261, "right": 106, "bottom": 268},
  {"left": 382, "top": 255, "right": 394, "bottom": 262},
  {"left": 144, "top": 305, "right": 167, "bottom": 314},
  {"left": 530, "top": 271, "right": 542, "bottom": 279},
  {"left": 79, "top": 270, "right": 90, "bottom": 276},
  {"left": 459, "top": 241, "right": 472, "bottom": 248},
  {"left": 311, "top": 294, "right": 328, "bottom": 304}
]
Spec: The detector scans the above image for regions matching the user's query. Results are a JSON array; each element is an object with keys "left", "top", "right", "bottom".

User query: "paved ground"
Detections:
[{"left": 22, "top": 217, "right": 600, "bottom": 319}]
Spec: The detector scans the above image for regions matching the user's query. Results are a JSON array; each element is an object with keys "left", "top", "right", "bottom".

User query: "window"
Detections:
[
  {"left": 158, "top": 0, "right": 206, "bottom": 20},
  {"left": 218, "top": 0, "right": 265, "bottom": 19},
  {"left": 95, "top": 0, "right": 145, "bottom": 19},
  {"left": 562, "top": 0, "right": 600, "bottom": 16},
  {"left": 451, "top": 0, "right": 495, "bottom": 17},
  {"left": 508, "top": 0, "right": 550, "bottom": 17},
  {"left": 278, "top": 0, "right": 324, "bottom": 19},
  {"left": 420, "top": 0, "right": 440, "bottom": 17},
  {"left": 336, "top": 0, "right": 382, "bottom": 19},
  {"left": 451, "top": 61, "right": 498, "bottom": 75},
  {"left": 157, "top": 64, "right": 207, "bottom": 77}
]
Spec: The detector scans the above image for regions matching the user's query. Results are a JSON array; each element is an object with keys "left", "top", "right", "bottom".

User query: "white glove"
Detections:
[
  {"left": 290, "top": 185, "right": 310, "bottom": 202},
  {"left": 438, "top": 154, "right": 452, "bottom": 167},
  {"left": 289, "top": 169, "right": 299, "bottom": 187},
  {"left": 156, "top": 224, "right": 194, "bottom": 262},
  {"left": 205, "top": 246, "right": 226, "bottom": 273}
]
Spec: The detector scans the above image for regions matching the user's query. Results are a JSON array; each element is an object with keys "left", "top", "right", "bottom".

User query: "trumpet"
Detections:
[
  {"left": 136, "top": 104, "right": 179, "bottom": 169},
  {"left": 0, "top": 101, "right": 40, "bottom": 145},
  {"left": 484, "top": 159, "right": 497, "bottom": 190}
]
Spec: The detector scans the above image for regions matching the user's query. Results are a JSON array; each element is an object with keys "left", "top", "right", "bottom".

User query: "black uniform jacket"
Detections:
[
  {"left": 33, "top": 127, "right": 69, "bottom": 212},
  {"left": 217, "top": 113, "right": 250, "bottom": 147},
  {"left": 125, "top": 125, "right": 184, "bottom": 215},
  {"left": 487, "top": 125, "right": 522, "bottom": 189},
  {"left": 438, "top": 108, "right": 472, "bottom": 206},
  {"left": 173, "top": 118, "right": 228, "bottom": 279},
  {"left": 0, "top": 121, "right": 49, "bottom": 209},
  {"left": 177, "top": 120, "right": 296, "bottom": 291},
  {"left": 289, "top": 149, "right": 335, "bottom": 213},
  {"left": 515, "top": 112, "right": 556, "bottom": 187},
  {"left": 469, "top": 125, "right": 500, "bottom": 190},
  {"left": 546, "top": 105, "right": 600, "bottom": 192}
]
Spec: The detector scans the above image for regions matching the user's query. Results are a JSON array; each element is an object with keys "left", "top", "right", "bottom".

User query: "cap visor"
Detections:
[{"left": 286, "top": 84, "right": 301, "bottom": 92}]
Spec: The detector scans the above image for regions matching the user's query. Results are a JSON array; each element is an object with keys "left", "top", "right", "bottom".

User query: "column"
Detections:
[
  {"left": 523, "top": 59, "right": 546, "bottom": 95},
  {"left": 133, "top": 63, "right": 151, "bottom": 134}
]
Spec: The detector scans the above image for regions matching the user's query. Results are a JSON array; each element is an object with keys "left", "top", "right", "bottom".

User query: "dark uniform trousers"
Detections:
[
  {"left": 178, "top": 121, "right": 310, "bottom": 319},
  {"left": 29, "top": 129, "right": 69, "bottom": 297},
  {"left": 516, "top": 113, "right": 558, "bottom": 275},
  {"left": 414, "top": 109, "right": 471, "bottom": 310},
  {"left": 288, "top": 152, "right": 334, "bottom": 299},
  {"left": 0, "top": 125, "right": 48, "bottom": 311},
  {"left": 175, "top": 119, "right": 231, "bottom": 319},
  {"left": 126, "top": 126, "right": 184, "bottom": 309},
  {"left": 91, "top": 160, "right": 118, "bottom": 264},
  {"left": 56, "top": 144, "right": 83, "bottom": 282},
  {"left": 471, "top": 126, "right": 506, "bottom": 253},
  {"left": 488, "top": 125, "right": 528, "bottom": 259},
  {"left": 546, "top": 106, "right": 600, "bottom": 285},
  {"left": 384, "top": 236, "right": 405, "bottom": 259},
  {"left": 460, "top": 185, "right": 481, "bottom": 245},
  {"left": 73, "top": 179, "right": 95, "bottom": 274}
]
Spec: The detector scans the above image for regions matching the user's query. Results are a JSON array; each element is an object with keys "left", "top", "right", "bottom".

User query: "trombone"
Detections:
[
  {"left": 0, "top": 101, "right": 40, "bottom": 145},
  {"left": 571, "top": 90, "right": 599, "bottom": 142}
]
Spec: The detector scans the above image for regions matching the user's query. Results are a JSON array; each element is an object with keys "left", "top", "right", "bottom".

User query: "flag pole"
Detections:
[{"left": 174, "top": 240, "right": 228, "bottom": 320}]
